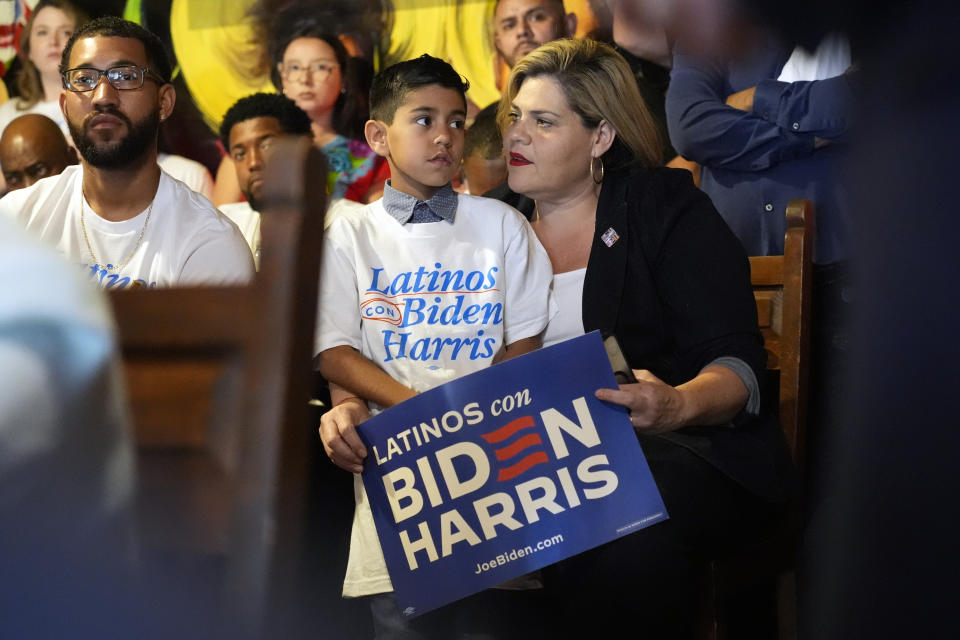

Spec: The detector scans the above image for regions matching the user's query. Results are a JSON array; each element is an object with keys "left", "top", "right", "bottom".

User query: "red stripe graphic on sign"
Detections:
[
  {"left": 480, "top": 415, "right": 535, "bottom": 444},
  {"left": 493, "top": 433, "right": 542, "bottom": 461},
  {"left": 482, "top": 415, "right": 550, "bottom": 481},
  {"left": 497, "top": 452, "right": 549, "bottom": 482}
]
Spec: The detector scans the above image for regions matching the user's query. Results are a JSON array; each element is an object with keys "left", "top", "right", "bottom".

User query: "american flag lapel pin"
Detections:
[{"left": 601, "top": 227, "right": 619, "bottom": 247}]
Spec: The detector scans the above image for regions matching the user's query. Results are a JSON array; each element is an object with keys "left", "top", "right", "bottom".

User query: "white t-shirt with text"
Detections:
[
  {"left": 0, "top": 164, "right": 254, "bottom": 288},
  {"left": 316, "top": 193, "right": 555, "bottom": 597}
]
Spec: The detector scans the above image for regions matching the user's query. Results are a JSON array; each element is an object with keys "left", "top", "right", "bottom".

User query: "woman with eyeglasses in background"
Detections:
[{"left": 212, "top": 9, "right": 387, "bottom": 206}]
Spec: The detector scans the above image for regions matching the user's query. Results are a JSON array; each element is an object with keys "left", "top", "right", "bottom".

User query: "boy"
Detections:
[
  {"left": 460, "top": 102, "right": 509, "bottom": 198},
  {"left": 315, "top": 55, "right": 554, "bottom": 635}
]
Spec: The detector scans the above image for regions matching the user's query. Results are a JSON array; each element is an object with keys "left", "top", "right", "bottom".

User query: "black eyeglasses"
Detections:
[{"left": 61, "top": 65, "right": 165, "bottom": 92}]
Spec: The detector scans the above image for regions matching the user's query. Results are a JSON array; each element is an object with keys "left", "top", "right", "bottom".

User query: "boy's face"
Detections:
[{"left": 375, "top": 85, "right": 467, "bottom": 201}]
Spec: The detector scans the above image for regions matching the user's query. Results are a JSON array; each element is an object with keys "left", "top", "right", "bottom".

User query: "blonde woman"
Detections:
[
  {"left": 0, "top": 1, "right": 86, "bottom": 193},
  {"left": 500, "top": 38, "right": 792, "bottom": 637}
]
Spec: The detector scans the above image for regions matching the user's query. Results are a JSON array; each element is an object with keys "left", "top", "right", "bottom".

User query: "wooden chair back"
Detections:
[
  {"left": 108, "top": 138, "right": 325, "bottom": 638},
  {"left": 698, "top": 199, "right": 815, "bottom": 640},
  {"left": 748, "top": 199, "right": 814, "bottom": 465}
]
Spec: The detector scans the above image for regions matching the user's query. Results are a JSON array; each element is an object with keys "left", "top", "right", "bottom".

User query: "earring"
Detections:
[{"left": 590, "top": 156, "right": 604, "bottom": 184}]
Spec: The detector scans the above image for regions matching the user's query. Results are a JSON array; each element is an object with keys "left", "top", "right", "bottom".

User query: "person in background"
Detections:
[
  {"left": 589, "top": 0, "right": 679, "bottom": 163},
  {"left": 0, "top": 16, "right": 252, "bottom": 289},
  {"left": 0, "top": 0, "right": 87, "bottom": 193},
  {"left": 0, "top": 0, "right": 86, "bottom": 137},
  {"left": 218, "top": 92, "right": 363, "bottom": 268},
  {"left": 666, "top": 25, "right": 854, "bottom": 520},
  {"left": 0, "top": 113, "right": 77, "bottom": 194},
  {"left": 482, "top": 0, "right": 579, "bottom": 215},
  {"left": 460, "top": 102, "right": 508, "bottom": 197},
  {"left": 464, "top": 101, "right": 537, "bottom": 219},
  {"left": 492, "top": 0, "right": 578, "bottom": 69},
  {"left": 272, "top": 24, "right": 387, "bottom": 203},
  {"left": 666, "top": 30, "right": 853, "bottom": 267},
  {"left": 213, "top": 8, "right": 387, "bottom": 206}
]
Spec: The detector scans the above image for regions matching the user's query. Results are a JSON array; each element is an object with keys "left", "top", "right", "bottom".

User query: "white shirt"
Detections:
[
  {"left": 220, "top": 197, "right": 365, "bottom": 270},
  {"left": 0, "top": 100, "right": 72, "bottom": 196},
  {"left": 0, "top": 99, "right": 69, "bottom": 143},
  {"left": 316, "top": 193, "right": 555, "bottom": 597},
  {"left": 0, "top": 164, "right": 254, "bottom": 289},
  {"left": 542, "top": 268, "right": 586, "bottom": 348},
  {"left": 218, "top": 201, "right": 261, "bottom": 267},
  {"left": 157, "top": 153, "right": 215, "bottom": 200},
  {"left": 777, "top": 33, "right": 852, "bottom": 83}
]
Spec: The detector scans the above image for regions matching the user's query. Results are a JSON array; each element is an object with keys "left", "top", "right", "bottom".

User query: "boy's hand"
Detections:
[{"left": 319, "top": 399, "right": 371, "bottom": 473}]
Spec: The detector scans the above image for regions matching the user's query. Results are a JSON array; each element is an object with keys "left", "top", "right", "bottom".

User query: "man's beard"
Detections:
[{"left": 69, "top": 107, "right": 159, "bottom": 169}]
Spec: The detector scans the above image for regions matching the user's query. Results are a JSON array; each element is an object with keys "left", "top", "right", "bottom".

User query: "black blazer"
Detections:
[{"left": 583, "top": 164, "right": 793, "bottom": 502}]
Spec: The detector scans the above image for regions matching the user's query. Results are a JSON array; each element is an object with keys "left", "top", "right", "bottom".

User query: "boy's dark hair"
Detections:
[
  {"left": 59, "top": 16, "right": 173, "bottom": 84},
  {"left": 369, "top": 54, "right": 470, "bottom": 124},
  {"left": 219, "top": 93, "right": 313, "bottom": 150},
  {"left": 465, "top": 102, "right": 503, "bottom": 160}
]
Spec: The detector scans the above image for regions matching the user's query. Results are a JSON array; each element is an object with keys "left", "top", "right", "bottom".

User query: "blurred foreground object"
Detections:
[
  {"left": 109, "top": 138, "right": 327, "bottom": 638},
  {"left": 0, "top": 215, "right": 135, "bottom": 637}
]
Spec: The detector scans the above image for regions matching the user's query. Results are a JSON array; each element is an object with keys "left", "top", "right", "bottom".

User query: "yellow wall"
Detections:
[{"left": 171, "top": 0, "right": 598, "bottom": 129}]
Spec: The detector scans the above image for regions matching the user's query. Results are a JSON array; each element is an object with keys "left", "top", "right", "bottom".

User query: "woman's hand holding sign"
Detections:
[
  {"left": 595, "top": 369, "right": 687, "bottom": 434},
  {"left": 320, "top": 398, "right": 371, "bottom": 473},
  {"left": 595, "top": 365, "right": 749, "bottom": 434}
]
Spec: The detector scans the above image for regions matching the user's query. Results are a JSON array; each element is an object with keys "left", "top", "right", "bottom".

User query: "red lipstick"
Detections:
[{"left": 509, "top": 152, "right": 531, "bottom": 166}]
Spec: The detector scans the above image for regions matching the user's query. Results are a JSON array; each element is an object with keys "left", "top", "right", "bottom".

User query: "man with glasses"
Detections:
[{"left": 0, "top": 16, "right": 252, "bottom": 289}]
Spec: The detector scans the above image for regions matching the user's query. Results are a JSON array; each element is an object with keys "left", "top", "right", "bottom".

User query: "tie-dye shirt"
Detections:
[{"left": 321, "top": 135, "right": 390, "bottom": 202}]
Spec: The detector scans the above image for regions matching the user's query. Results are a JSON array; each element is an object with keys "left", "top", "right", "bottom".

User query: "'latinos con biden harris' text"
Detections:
[{"left": 372, "top": 389, "right": 621, "bottom": 572}]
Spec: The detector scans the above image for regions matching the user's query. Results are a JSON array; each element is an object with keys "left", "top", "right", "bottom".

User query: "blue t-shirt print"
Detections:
[
  {"left": 362, "top": 262, "right": 503, "bottom": 364},
  {"left": 85, "top": 262, "right": 157, "bottom": 289}
]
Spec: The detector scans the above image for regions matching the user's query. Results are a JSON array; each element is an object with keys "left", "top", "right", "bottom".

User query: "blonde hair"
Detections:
[
  {"left": 498, "top": 37, "right": 661, "bottom": 168},
  {"left": 15, "top": 0, "right": 88, "bottom": 109}
]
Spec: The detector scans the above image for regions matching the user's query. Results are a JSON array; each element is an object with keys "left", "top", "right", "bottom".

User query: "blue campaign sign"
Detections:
[{"left": 357, "top": 331, "right": 668, "bottom": 618}]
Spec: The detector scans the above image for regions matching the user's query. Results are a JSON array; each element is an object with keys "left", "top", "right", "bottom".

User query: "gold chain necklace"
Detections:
[{"left": 79, "top": 187, "right": 154, "bottom": 273}]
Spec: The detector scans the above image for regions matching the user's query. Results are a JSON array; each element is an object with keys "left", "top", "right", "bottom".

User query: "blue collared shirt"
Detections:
[
  {"left": 666, "top": 39, "right": 854, "bottom": 264},
  {"left": 381, "top": 180, "right": 458, "bottom": 225}
]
